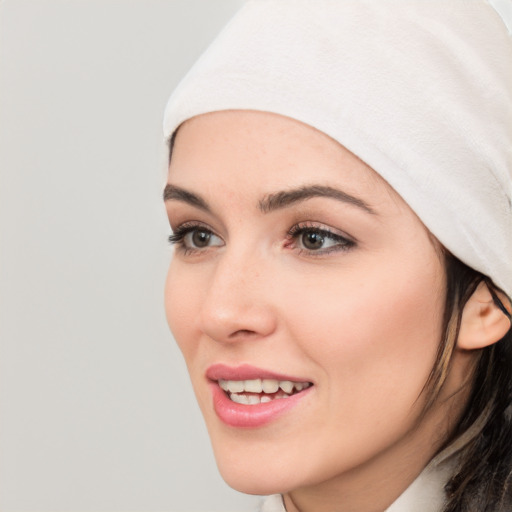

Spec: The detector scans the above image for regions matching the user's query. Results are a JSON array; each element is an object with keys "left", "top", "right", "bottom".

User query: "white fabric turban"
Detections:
[{"left": 163, "top": 0, "right": 512, "bottom": 297}]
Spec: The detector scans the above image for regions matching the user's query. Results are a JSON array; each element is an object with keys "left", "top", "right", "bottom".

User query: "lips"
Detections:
[{"left": 206, "top": 364, "right": 313, "bottom": 427}]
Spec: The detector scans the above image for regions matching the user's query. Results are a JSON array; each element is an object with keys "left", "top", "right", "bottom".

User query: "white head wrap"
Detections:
[{"left": 163, "top": 0, "right": 512, "bottom": 297}]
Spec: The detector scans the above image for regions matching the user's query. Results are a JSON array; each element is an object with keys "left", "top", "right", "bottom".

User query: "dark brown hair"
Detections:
[{"left": 434, "top": 254, "right": 512, "bottom": 511}]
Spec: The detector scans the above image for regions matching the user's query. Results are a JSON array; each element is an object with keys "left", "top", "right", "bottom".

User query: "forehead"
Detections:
[{"left": 168, "top": 110, "right": 402, "bottom": 212}]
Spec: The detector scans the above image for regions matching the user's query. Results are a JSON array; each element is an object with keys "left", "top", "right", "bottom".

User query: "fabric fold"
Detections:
[{"left": 164, "top": 0, "right": 512, "bottom": 296}]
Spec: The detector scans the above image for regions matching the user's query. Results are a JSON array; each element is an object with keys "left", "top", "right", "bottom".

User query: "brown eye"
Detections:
[
  {"left": 289, "top": 226, "right": 355, "bottom": 254},
  {"left": 168, "top": 224, "right": 224, "bottom": 252},
  {"left": 301, "top": 231, "right": 325, "bottom": 250},
  {"left": 191, "top": 229, "right": 211, "bottom": 247},
  {"left": 181, "top": 227, "right": 223, "bottom": 250}
]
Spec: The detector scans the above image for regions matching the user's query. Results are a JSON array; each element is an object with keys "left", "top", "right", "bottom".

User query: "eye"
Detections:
[
  {"left": 185, "top": 229, "right": 215, "bottom": 248},
  {"left": 169, "top": 223, "right": 224, "bottom": 252},
  {"left": 286, "top": 223, "right": 355, "bottom": 254},
  {"left": 300, "top": 231, "right": 329, "bottom": 251}
]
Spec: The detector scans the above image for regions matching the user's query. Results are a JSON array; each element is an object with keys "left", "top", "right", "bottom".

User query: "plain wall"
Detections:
[{"left": 0, "top": 1, "right": 259, "bottom": 511}]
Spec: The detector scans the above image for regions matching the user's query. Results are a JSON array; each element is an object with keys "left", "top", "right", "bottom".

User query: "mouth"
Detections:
[
  {"left": 206, "top": 364, "right": 314, "bottom": 427},
  {"left": 218, "top": 378, "right": 312, "bottom": 404}
]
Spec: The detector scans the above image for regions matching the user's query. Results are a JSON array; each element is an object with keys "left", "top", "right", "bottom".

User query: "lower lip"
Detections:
[{"left": 210, "top": 382, "right": 312, "bottom": 428}]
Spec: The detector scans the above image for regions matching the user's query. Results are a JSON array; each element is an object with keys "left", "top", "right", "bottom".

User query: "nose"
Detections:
[{"left": 198, "top": 249, "right": 278, "bottom": 343}]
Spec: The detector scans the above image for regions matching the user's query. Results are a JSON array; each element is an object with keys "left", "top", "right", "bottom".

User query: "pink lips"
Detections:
[{"left": 206, "top": 364, "right": 313, "bottom": 428}]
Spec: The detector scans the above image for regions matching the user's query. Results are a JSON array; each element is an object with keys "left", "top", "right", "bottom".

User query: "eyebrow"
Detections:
[
  {"left": 163, "top": 184, "right": 211, "bottom": 213},
  {"left": 259, "top": 185, "right": 376, "bottom": 215},
  {"left": 163, "top": 183, "right": 376, "bottom": 215}
]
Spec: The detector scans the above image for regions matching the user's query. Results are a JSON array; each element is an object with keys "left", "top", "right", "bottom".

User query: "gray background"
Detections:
[{"left": 0, "top": 1, "right": 258, "bottom": 511}]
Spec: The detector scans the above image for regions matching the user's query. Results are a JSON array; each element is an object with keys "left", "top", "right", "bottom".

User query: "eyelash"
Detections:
[
  {"left": 285, "top": 223, "right": 356, "bottom": 255},
  {"left": 168, "top": 222, "right": 217, "bottom": 255},
  {"left": 168, "top": 222, "right": 356, "bottom": 256}
]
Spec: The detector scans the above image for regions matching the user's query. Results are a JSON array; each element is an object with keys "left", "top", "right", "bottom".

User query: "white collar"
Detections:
[{"left": 259, "top": 465, "right": 450, "bottom": 512}]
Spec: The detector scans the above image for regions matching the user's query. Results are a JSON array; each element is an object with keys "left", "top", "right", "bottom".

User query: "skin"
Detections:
[{"left": 164, "top": 110, "right": 475, "bottom": 512}]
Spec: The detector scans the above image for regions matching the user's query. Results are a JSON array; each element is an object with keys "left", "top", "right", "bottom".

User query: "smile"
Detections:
[
  {"left": 206, "top": 364, "right": 313, "bottom": 427},
  {"left": 219, "top": 378, "right": 311, "bottom": 404}
]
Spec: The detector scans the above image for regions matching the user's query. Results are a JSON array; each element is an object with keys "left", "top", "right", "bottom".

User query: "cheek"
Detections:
[
  {"left": 165, "top": 261, "right": 216, "bottom": 424},
  {"left": 164, "top": 261, "right": 200, "bottom": 360},
  {"left": 262, "top": 260, "right": 445, "bottom": 482},
  {"left": 283, "top": 255, "right": 445, "bottom": 414}
]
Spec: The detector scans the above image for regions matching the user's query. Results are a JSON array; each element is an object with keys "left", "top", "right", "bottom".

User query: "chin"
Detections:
[
  {"left": 211, "top": 434, "right": 324, "bottom": 498},
  {"left": 224, "top": 477, "right": 282, "bottom": 496},
  {"left": 209, "top": 435, "right": 298, "bottom": 496},
  {"left": 218, "top": 462, "right": 291, "bottom": 496}
]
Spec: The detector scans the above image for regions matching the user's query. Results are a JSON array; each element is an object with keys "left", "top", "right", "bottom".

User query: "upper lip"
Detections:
[{"left": 206, "top": 363, "right": 311, "bottom": 383}]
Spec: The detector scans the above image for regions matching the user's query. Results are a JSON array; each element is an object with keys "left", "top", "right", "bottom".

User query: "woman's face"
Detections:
[{"left": 164, "top": 111, "right": 452, "bottom": 501}]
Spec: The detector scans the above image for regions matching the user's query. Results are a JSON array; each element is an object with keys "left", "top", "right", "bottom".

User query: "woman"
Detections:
[{"left": 162, "top": 1, "right": 512, "bottom": 511}]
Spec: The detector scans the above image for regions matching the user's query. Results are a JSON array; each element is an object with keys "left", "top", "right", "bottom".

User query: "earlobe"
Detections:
[{"left": 457, "top": 282, "right": 511, "bottom": 351}]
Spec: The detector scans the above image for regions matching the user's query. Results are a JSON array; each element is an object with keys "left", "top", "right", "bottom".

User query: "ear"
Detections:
[{"left": 458, "top": 282, "right": 511, "bottom": 350}]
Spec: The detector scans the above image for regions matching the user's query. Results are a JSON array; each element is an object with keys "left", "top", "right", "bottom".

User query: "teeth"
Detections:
[
  {"left": 262, "top": 379, "right": 279, "bottom": 393},
  {"left": 244, "top": 379, "right": 263, "bottom": 393},
  {"left": 279, "top": 380, "right": 294, "bottom": 393},
  {"left": 230, "top": 393, "right": 250, "bottom": 405},
  {"left": 218, "top": 377, "right": 311, "bottom": 404},
  {"left": 229, "top": 392, "right": 293, "bottom": 404},
  {"left": 219, "top": 380, "right": 245, "bottom": 393}
]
